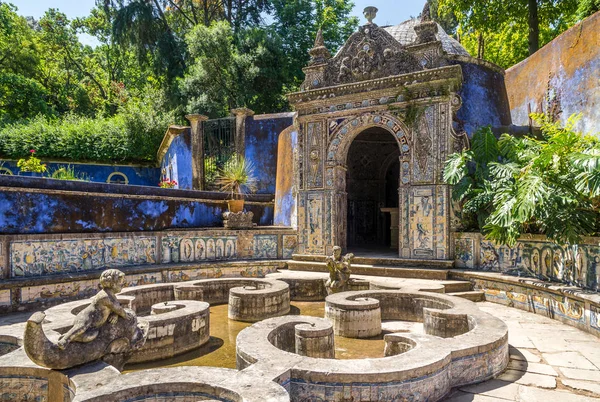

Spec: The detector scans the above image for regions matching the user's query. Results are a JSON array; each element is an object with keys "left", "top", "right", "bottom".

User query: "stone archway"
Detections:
[
  {"left": 325, "top": 112, "right": 410, "bottom": 253},
  {"left": 345, "top": 127, "right": 400, "bottom": 250}
]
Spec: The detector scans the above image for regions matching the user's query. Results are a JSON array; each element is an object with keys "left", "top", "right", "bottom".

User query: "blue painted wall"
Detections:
[
  {"left": 160, "top": 130, "right": 193, "bottom": 189},
  {"left": 0, "top": 176, "right": 274, "bottom": 234},
  {"left": 0, "top": 160, "right": 160, "bottom": 187},
  {"left": 245, "top": 115, "right": 294, "bottom": 194},
  {"left": 452, "top": 61, "right": 512, "bottom": 135}
]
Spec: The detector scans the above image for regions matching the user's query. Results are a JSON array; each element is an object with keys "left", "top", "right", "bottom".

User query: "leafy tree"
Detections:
[
  {"left": 439, "top": 0, "right": 580, "bottom": 68},
  {"left": 444, "top": 114, "right": 600, "bottom": 248},
  {"left": 577, "top": 0, "right": 600, "bottom": 19},
  {"left": 270, "top": 0, "right": 358, "bottom": 89},
  {"left": 179, "top": 21, "right": 260, "bottom": 117},
  {"left": 0, "top": 72, "right": 53, "bottom": 121},
  {"left": 0, "top": 3, "right": 40, "bottom": 78}
]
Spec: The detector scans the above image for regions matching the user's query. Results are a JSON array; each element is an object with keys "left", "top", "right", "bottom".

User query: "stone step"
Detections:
[
  {"left": 287, "top": 260, "right": 449, "bottom": 280},
  {"left": 442, "top": 281, "right": 474, "bottom": 293},
  {"left": 448, "top": 290, "right": 486, "bottom": 302},
  {"left": 292, "top": 254, "right": 454, "bottom": 269}
]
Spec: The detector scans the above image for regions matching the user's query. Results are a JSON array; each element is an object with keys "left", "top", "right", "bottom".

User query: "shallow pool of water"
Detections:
[{"left": 125, "top": 301, "right": 391, "bottom": 371}]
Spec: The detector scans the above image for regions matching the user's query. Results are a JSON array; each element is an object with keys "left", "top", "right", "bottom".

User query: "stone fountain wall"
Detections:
[{"left": 0, "top": 227, "right": 297, "bottom": 313}]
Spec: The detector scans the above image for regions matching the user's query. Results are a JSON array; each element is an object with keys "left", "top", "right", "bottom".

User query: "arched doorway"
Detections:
[{"left": 346, "top": 127, "right": 400, "bottom": 252}]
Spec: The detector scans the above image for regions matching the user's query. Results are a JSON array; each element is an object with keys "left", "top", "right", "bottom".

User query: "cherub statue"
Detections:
[
  {"left": 325, "top": 246, "right": 355, "bottom": 294},
  {"left": 24, "top": 269, "right": 148, "bottom": 370},
  {"left": 57, "top": 269, "right": 128, "bottom": 349}
]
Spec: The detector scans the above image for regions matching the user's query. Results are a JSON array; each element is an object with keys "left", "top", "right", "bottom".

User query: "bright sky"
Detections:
[{"left": 8, "top": 0, "right": 426, "bottom": 46}]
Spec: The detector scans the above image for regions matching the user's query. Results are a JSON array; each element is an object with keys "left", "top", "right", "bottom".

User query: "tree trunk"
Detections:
[{"left": 528, "top": 0, "right": 540, "bottom": 55}]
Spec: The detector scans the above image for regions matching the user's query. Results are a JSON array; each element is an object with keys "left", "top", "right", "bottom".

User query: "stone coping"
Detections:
[
  {"left": 0, "top": 174, "right": 275, "bottom": 203},
  {"left": 72, "top": 366, "right": 290, "bottom": 402},
  {"left": 0, "top": 260, "right": 287, "bottom": 291},
  {"left": 237, "top": 290, "right": 508, "bottom": 399}
]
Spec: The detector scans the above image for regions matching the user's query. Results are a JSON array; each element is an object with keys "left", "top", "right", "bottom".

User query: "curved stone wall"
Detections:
[
  {"left": 72, "top": 367, "right": 290, "bottom": 402},
  {"left": 174, "top": 278, "right": 290, "bottom": 322},
  {"left": 237, "top": 290, "right": 508, "bottom": 402}
]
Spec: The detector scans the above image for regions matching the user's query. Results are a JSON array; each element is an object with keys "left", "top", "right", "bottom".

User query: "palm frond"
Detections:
[{"left": 215, "top": 155, "right": 257, "bottom": 199}]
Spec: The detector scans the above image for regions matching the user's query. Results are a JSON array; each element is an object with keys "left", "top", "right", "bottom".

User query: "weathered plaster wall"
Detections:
[
  {"left": 274, "top": 126, "right": 297, "bottom": 227},
  {"left": 0, "top": 176, "right": 274, "bottom": 234},
  {"left": 454, "top": 232, "right": 600, "bottom": 290},
  {"left": 0, "top": 227, "right": 297, "bottom": 312},
  {"left": 505, "top": 11, "right": 600, "bottom": 135},
  {"left": 450, "top": 59, "right": 512, "bottom": 135},
  {"left": 245, "top": 114, "right": 294, "bottom": 194},
  {"left": 0, "top": 159, "right": 160, "bottom": 186},
  {"left": 160, "top": 129, "right": 193, "bottom": 189}
]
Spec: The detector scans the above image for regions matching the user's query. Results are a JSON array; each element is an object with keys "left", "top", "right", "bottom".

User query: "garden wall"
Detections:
[
  {"left": 159, "top": 127, "right": 194, "bottom": 189},
  {"left": 0, "top": 159, "right": 160, "bottom": 186},
  {"left": 505, "top": 11, "right": 600, "bottom": 135},
  {"left": 0, "top": 175, "right": 275, "bottom": 234},
  {"left": 451, "top": 232, "right": 600, "bottom": 336},
  {"left": 0, "top": 227, "right": 297, "bottom": 312},
  {"left": 453, "top": 232, "right": 599, "bottom": 289},
  {"left": 244, "top": 113, "right": 294, "bottom": 195}
]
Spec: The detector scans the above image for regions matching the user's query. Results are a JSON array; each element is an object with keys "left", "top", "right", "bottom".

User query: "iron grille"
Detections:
[{"left": 203, "top": 117, "right": 236, "bottom": 189}]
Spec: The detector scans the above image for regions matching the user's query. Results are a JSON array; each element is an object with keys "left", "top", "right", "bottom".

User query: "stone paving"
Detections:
[{"left": 443, "top": 302, "right": 600, "bottom": 401}]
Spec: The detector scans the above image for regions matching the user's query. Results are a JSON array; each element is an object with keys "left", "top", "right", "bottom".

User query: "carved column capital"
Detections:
[
  {"left": 185, "top": 114, "right": 209, "bottom": 123},
  {"left": 231, "top": 108, "right": 255, "bottom": 118}
]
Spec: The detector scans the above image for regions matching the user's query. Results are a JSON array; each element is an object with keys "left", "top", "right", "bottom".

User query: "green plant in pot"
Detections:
[{"left": 216, "top": 156, "right": 257, "bottom": 213}]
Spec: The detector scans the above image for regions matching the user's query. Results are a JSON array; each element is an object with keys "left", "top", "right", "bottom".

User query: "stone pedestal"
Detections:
[
  {"left": 223, "top": 211, "right": 254, "bottom": 229},
  {"left": 325, "top": 296, "right": 382, "bottom": 338},
  {"left": 295, "top": 321, "right": 335, "bottom": 358},
  {"left": 381, "top": 207, "right": 399, "bottom": 250}
]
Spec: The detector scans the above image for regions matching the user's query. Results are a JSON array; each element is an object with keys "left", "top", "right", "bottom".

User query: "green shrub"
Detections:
[
  {"left": 0, "top": 92, "right": 176, "bottom": 163},
  {"left": 444, "top": 114, "right": 600, "bottom": 247}
]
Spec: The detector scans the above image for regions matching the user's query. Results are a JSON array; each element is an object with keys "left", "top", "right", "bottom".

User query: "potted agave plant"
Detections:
[{"left": 216, "top": 156, "right": 257, "bottom": 213}]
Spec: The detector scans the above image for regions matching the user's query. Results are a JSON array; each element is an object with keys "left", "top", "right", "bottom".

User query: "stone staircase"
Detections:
[{"left": 287, "top": 255, "right": 485, "bottom": 302}]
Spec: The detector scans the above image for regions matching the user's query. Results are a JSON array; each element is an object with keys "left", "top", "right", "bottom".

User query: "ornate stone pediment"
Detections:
[
  {"left": 301, "top": 23, "right": 423, "bottom": 92},
  {"left": 327, "top": 24, "right": 423, "bottom": 86}
]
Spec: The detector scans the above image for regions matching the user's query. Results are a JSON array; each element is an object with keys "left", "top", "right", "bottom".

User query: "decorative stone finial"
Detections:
[
  {"left": 314, "top": 27, "right": 325, "bottom": 48},
  {"left": 363, "top": 6, "right": 378, "bottom": 24},
  {"left": 308, "top": 27, "right": 331, "bottom": 65},
  {"left": 414, "top": 1, "right": 438, "bottom": 45},
  {"left": 421, "top": 1, "right": 432, "bottom": 23}
]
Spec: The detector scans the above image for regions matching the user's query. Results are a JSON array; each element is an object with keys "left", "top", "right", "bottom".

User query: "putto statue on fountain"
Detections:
[
  {"left": 24, "top": 269, "right": 148, "bottom": 370},
  {"left": 325, "top": 246, "right": 355, "bottom": 294}
]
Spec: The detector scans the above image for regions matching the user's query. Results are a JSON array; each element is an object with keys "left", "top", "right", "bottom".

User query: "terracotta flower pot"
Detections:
[{"left": 227, "top": 199, "right": 245, "bottom": 213}]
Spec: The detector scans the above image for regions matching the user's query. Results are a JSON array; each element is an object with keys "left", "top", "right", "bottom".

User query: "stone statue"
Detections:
[
  {"left": 325, "top": 246, "right": 354, "bottom": 294},
  {"left": 24, "top": 269, "right": 148, "bottom": 370}
]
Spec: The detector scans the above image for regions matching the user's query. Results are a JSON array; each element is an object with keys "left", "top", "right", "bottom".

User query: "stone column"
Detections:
[
  {"left": 185, "top": 114, "right": 209, "bottom": 191},
  {"left": 231, "top": 108, "right": 254, "bottom": 156}
]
